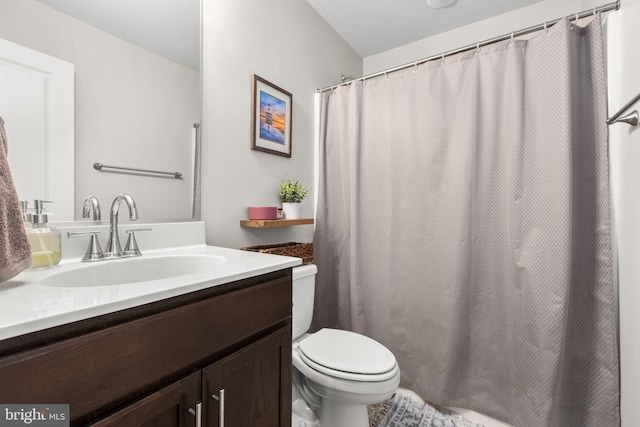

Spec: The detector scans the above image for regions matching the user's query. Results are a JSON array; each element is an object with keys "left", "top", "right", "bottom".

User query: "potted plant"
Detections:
[{"left": 279, "top": 178, "right": 311, "bottom": 219}]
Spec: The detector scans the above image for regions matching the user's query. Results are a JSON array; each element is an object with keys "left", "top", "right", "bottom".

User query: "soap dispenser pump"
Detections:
[
  {"left": 20, "top": 200, "right": 31, "bottom": 229},
  {"left": 27, "top": 200, "right": 62, "bottom": 269}
]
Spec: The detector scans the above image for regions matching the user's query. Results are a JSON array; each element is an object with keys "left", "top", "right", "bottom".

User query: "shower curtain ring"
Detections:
[
  {"left": 544, "top": 21, "right": 550, "bottom": 35},
  {"left": 441, "top": 53, "right": 445, "bottom": 65},
  {"left": 509, "top": 31, "right": 514, "bottom": 46},
  {"left": 384, "top": 71, "right": 388, "bottom": 81},
  {"left": 593, "top": 6, "right": 598, "bottom": 15},
  {"left": 413, "top": 61, "right": 419, "bottom": 73},
  {"left": 475, "top": 42, "right": 480, "bottom": 55}
]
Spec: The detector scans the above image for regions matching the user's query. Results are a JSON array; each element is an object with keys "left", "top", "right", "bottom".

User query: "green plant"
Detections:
[{"left": 279, "top": 178, "right": 311, "bottom": 203}]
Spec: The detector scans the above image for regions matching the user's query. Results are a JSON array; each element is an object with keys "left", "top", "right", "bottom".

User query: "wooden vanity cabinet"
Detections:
[
  {"left": 0, "top": 269, "right": 293, "bottom": 427},
  {"left": 94, "top": 326, "right": 291, "bottom": 427},
  {"left": 202, "top": 326, "right": 291, "bottom": 427},
  {"left": 91, "top": 371, "right": 201, "bottom": 427}
]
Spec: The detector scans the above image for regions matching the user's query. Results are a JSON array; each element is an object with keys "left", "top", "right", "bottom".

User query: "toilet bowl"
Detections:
[{"left": 292, "top": 265, "right": 400, "bottom": 427}]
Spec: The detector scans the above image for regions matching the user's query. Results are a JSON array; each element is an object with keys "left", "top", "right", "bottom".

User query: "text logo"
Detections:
[{"left": 0, "top": 405, "right": 69, "bottom": 427}]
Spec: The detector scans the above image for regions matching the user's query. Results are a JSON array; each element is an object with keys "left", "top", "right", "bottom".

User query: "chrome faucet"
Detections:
[
  {"left": 82, "top": 195, "right": 101, "bottom": 220},
  {"left": 103, "top": 193, "right": 139, "bottom": 259}
]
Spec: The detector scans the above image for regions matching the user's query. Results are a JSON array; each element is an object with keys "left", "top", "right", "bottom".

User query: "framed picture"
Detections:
[{"left": 251, "top": 74, "right": 292, "bottom": 157}]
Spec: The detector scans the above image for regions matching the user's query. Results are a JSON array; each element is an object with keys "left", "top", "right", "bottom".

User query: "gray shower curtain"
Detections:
[{"left": 314, "top": 16, "right": 619, "bottom": 427}]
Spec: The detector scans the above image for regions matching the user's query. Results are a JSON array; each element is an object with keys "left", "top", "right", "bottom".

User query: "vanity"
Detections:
[{"left": 0, "top": 221, "right": 300, "bottom": 426}]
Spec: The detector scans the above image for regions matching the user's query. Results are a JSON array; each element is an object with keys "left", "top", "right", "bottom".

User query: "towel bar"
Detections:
[
  {"left": 93, "top": 162, "right": 182, "bottom": 179},
  {"left": 608, "top": 91, "right": 640, "bottom": 126}
]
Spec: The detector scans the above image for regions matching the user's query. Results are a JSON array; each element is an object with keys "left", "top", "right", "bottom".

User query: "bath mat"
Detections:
[{"left": 368, "top": 393, "right": 486, "bottom": 427}]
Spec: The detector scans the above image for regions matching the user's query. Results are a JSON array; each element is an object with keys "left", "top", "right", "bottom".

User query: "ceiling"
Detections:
[
  {"left": 304, "top": 0, "right": 545, "bottom": 57},
  {"left": 32, "top": 0, "right": 546, "bottom": 69}
]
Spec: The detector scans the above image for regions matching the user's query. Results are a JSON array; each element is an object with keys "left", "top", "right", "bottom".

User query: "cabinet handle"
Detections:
[
  {"left": 188, "top": 402, "right": 202, "bottom": 427},
  {"left": 211, "top": 388, "right": 225, "bottom": 427}
]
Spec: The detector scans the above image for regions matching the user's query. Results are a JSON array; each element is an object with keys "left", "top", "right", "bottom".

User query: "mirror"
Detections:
[{"left": 0, "top": 0, "right": 200, "bottom": 221}]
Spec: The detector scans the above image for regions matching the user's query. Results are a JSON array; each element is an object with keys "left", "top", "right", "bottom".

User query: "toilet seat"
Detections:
[
  {"left": 298, "top": 329, "right": 398, "bottom": 382},
  {"left": 292, "top": 347, "right": 401, "bottom": 399}
]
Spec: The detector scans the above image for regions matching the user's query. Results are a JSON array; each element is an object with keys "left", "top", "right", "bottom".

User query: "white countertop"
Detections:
[{"left": 0, "top": 221, "right": 302, "bottom": 342}]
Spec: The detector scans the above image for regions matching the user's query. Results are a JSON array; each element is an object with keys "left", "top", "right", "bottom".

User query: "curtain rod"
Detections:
[{"left": 318, "top": 0, "right": 620, "bottom": 93}]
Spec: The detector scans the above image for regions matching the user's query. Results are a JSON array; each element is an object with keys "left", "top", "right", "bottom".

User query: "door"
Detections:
[
  {"left": 90, "top": 371, "right": 201, "bottom": 427},
  {"left": 0, "top": 37, "right": 74, "bottom": 219},
  {"left": 203, "top": 326, "right": 291, "bottom": 427}
]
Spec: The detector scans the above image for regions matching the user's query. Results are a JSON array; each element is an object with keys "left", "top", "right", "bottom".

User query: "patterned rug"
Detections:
[{"left": 368, "top": 393, "right": 486, "bottom": 427}]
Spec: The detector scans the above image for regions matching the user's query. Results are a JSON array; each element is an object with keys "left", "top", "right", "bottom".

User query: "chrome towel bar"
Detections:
[
  {"left": 93, "top": 162, "right": 182, "bottom": 179},
  {"left": 608, "top": 91, "right": 640, "bottom": 127}
]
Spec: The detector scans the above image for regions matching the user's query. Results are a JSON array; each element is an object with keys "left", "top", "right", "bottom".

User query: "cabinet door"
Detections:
[
  {"left": 203, "top": 326, "right": 291, "bottom": 427},
  {"left": 91, "top": 371, "right": 201, "bottom": 427}
]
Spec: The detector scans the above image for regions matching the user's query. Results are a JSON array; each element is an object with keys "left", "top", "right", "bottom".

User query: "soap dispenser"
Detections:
[
  {"left": 27, "top": 200, "right": 62, "bottom": 269},
  {"left": 20, "top": 200, "right": 31, "bottom": 229}
]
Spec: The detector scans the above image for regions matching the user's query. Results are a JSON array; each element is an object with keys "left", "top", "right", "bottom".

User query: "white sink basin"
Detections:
[{"left": 39, "top": 254, "right": 227, "bottom": 287}]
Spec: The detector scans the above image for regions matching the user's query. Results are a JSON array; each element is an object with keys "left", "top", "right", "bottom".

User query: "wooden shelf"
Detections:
[{"left": 240, "top": 218, "right": 314, "bottom": 228}]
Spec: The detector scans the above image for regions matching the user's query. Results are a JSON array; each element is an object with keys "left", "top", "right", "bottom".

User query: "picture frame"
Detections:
[{"left": 251, "top": 74, "right": 292, "bottom": 157}]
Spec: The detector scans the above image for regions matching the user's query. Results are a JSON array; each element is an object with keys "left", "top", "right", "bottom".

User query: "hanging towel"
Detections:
[{"left": 0, "top": 116, "right": 31, "bottom": 282}]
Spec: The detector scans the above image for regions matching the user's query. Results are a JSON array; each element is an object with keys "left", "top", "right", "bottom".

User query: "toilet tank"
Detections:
[{"left": 292, "top": 264, "right": 317, "bottom": 340}]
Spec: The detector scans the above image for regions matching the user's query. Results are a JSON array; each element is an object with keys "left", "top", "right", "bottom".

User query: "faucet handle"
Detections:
[
  {"left": 123, "top": 227, "right": 152, "bottom": 257},
  {"left": 68, "top": 231, "right": 103, "bottom": 262}
]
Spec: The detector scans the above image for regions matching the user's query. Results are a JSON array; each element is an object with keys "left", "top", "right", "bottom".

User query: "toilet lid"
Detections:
[{"left": 298, "top": 329, "right": 397, "bottom": 378}]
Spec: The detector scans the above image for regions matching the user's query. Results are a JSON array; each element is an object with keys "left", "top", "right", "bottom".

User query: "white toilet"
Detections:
[{"left": 292, "top": 264, "right": 401, "bottom": 427}]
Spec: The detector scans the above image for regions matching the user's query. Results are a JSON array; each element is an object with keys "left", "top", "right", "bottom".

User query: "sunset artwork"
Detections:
[
  {"left": 251, "top": 75, "right": 292, "bottom": 157},
  {"left": 259, "top": 91, "right": 286, "bottom": 145}
]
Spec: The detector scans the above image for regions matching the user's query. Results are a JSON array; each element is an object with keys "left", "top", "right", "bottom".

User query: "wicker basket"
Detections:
[{"left": 241, "top": 242, "right": 314, "bottom": 264}]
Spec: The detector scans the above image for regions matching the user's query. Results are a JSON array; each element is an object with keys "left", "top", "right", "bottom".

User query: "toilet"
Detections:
[{"left": 291, "top": 264, "right": 400, "bottom": 427}]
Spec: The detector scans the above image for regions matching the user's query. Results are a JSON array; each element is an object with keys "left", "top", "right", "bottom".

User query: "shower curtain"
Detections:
[{"left": 314, "top": 16, "right": 619, "bottom": 427}]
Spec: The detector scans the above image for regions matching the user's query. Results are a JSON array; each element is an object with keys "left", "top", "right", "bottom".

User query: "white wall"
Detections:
[
  {"left": 0, "top": 0, "right": 199, "bottom": 221},
  {"left": 201, "top": 0, "right": 361, "bottom": 248},
  {"left": 608, "top": 1, "right": 640, "bottom": 425}
]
